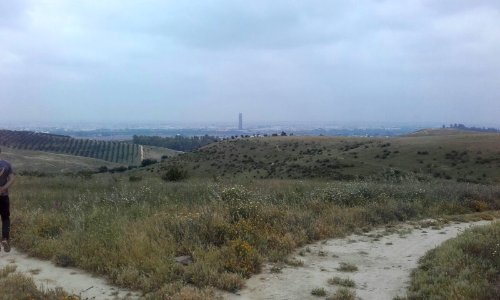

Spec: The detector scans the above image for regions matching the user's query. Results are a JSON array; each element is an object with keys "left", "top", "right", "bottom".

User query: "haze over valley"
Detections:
[{"left": 0, "top": 1, "right": 499, "bottom": 299}]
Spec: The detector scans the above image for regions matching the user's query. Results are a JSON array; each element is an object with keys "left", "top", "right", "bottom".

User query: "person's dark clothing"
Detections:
[
  {"left": 0, "top": 160, "right": 13, "bottom": 240},
  {"left": 0, "top": 160, "right": 13, "bottom": 196},
  {"left": 0, "top": 195, "right": 10, "bottom": 240}
]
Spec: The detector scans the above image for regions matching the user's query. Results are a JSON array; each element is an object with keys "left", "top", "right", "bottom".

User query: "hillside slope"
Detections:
[
  {"left": 156, "top": 130, "right": 500, "bottom": 183},
  {"left": 0, "top": 147, "right": 120, "bottom": 173}
]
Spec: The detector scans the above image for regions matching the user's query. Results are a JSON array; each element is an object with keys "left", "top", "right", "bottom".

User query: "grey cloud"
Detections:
[{"left": 0, "top": 0, "right": 499, "bottom": 125}]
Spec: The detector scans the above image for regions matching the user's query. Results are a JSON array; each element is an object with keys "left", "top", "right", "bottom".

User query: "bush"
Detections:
[
  {"left": 162, "top": 166, "right": 188, "bottom": 181},
  {"left": 109, "top": 166, "right": 128, "bottom": 173},
  {"left": 221, "top": 186, "right": 250, "bottom": 203},
  {"left": 223, "top": 239, "right": 261, "bottom": 276},
  {"left": 129, "top": 175, "right": 143, "bottom": 182},
  {"left": 141, "top": 159, "right": 158, "bottom": 167},
  {"left": 97, "top": 166, "right": 108, "bottom": 173}
]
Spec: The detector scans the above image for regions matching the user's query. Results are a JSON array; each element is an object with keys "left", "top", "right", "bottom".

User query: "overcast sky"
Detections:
[{"left": 1, "top": 0, "right": 499, "bottom": 126}]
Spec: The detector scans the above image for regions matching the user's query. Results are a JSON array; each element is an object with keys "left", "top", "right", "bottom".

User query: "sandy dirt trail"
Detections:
[
  {"left": 224, "top": 220, "right": 491, "bottom": 300},
  {"left": 0, "top": 248, "right": 141, "bottom": 300}
]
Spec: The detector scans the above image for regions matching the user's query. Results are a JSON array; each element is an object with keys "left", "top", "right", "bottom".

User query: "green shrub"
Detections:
[
  {"left": 162, "top": 166, "right": 188, "bottom": 181},
  {"left": 406, "top": 222, "right": 500, "bottom": 299},
  {"left": 141, "top": 159, "right": 158, "bottom": 167},
  {"left": 223, "top": 239, "right": 261, "bottom": 276}
]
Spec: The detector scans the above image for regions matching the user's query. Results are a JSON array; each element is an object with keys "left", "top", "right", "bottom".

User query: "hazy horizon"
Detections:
[{"left": 1, "top": 1, "right": 499, "bottom": 125}]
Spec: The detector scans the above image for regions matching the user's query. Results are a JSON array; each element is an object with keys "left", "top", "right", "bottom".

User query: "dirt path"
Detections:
[
  {"left": 140, "top": 145, "right": 144, "bottom": 162},
  {"left": 0, "top": 248, "right": 141, "bottom": 300},
  {"left": 224, "top": 220, "right": 491, "bottom": 300}
]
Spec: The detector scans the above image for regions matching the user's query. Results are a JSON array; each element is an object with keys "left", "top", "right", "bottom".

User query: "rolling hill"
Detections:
[{"left": 154, "top": 129, "right": 500, "bottom": 184}]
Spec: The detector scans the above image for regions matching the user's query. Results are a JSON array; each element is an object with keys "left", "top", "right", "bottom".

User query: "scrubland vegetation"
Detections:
[
  {"left": 156, "top": 132, "right": 500, "bottom": 184},
  {"left": 10, "top": 174, "right": 499, "bottom": 298},
  {"left": 404, "top": 221, "right": 500, "bottom": 300},
  {"left": 3, "top": 130, "right": 499, "bottom": 298}
]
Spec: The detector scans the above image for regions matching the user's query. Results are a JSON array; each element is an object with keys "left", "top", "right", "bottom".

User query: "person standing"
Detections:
[{"left": 0, "top": 148, "right": 15, "bottom": 252}]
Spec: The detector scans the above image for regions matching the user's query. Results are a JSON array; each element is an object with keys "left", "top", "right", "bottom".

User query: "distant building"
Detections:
[{"left": 238, "top": 113, "right": 243, "bottom": 130}]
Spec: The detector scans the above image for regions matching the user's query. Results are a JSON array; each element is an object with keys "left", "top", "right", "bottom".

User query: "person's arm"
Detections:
[{"left": 0, "top": 173, "right": 15, "bottom": 193}]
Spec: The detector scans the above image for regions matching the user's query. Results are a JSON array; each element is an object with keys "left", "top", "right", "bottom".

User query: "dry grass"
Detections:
[
  {"left": 328, "top": 276, "right": 356, "bottom": 287},
  {"left": 0, "top": 265, "right": 76, "bottom": 300},
  {"left": 0, "top": 146, "right": 120, "bottom": 174},
  {"left": 2, "top": 132, "right": 498, "bottom": 298},
  {"left": 336, "top": 263, "right": 358, "bottom": 272},
  {"left": 327, "top": 287, "right": 356, "bottom": 300},
  {"left": 8, "top": 174, "right": 500, "bottom": 298},
  {"left": 311, "top": 287, "right": 327, "bottom": 296}
]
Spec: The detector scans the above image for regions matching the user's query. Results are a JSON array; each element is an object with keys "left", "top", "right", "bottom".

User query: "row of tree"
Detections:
[
  {"left": 443, "top": 124, "right": 499, "bottom": 133},
  {"left": 0, "top": 130, "right": 139, "bottom": 164},
  {"left": 132, "top": 135, "right": 218, "bottom": 151}
]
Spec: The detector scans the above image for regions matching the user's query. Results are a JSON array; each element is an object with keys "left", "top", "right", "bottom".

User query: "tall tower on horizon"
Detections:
[{"left": 238, "top": 113, "right": 243, "bottom": 130}]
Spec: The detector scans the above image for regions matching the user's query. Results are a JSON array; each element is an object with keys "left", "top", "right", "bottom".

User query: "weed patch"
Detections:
[
  {"left": 336, "top": 262, "right": 358, "bottom": 272},
  {"left": 405, "top": 222, "right": 500, "bottom": 299},
  {"left": 311, "top": 287, "right": 327, "bottom": 296},
  {"left": 327, "top": 287, "right": 356, "bottom": 300},
  {"left": 328, "top": 276, "right": 356, "bottom": 287}
]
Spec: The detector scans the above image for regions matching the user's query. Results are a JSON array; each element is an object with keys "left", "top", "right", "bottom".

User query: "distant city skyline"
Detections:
[
  {"left": 1, "top": 1, "right": 499, "bottom": 125},
  {"left": 2, "top": 119, "right": 499, "bottom": 133}
]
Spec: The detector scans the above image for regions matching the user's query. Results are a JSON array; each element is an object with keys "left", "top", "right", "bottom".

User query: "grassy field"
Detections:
[
  {"left": 9, "top": 175, "right": 500, "bottom": 298},
  {"left": 143, "top": 145, "right": 182, "bottom": 162},
  {"left": 153, "top": 130, "right": 500, "bottom": 184},
  {"left": 1, "top": 146, "right": 120, "bottom": 173},
  {"left": 3, "top": 129, "right": 500, "bottom": 298},
  {"left": 404, "top": 221, "right": 500, "bottom": 300}
]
